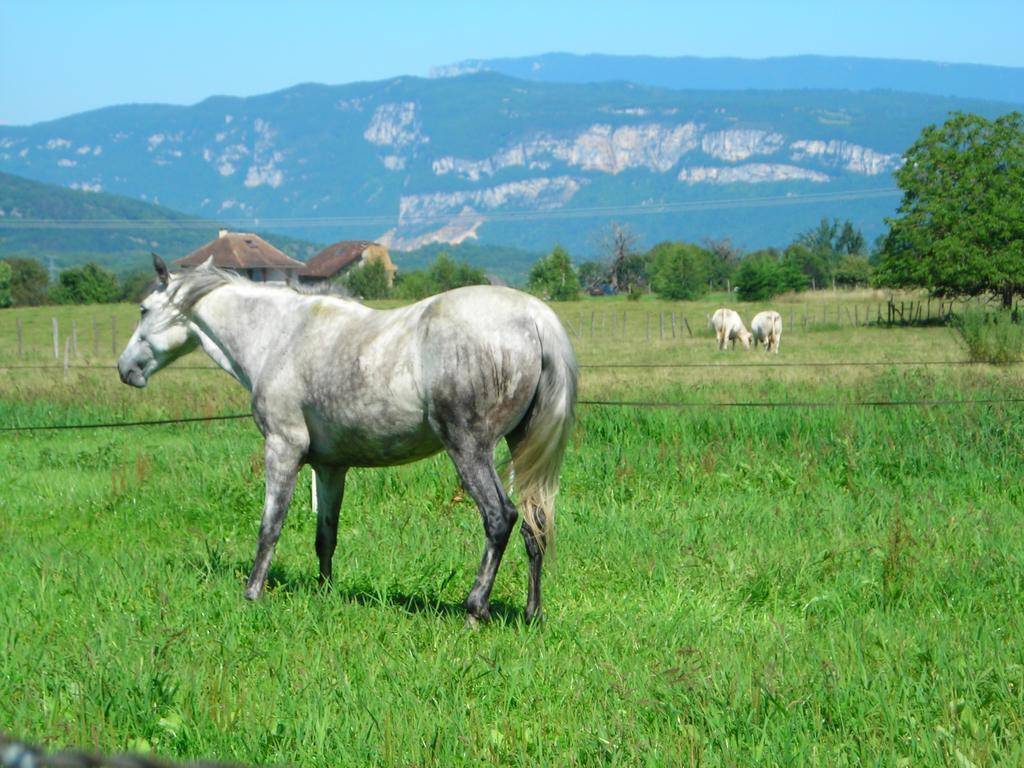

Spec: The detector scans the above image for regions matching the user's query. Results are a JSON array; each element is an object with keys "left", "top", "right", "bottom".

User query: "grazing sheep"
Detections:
[
  {"left": 710, "top": 308, "right": 752, "bottom": 351},
  {"left": 751, "top": 310, "right": 783, "bottom": 353}
]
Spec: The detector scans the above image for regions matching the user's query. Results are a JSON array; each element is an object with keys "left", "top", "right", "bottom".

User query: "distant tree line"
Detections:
[
  {"left": 0, "top": 252, "right": 491, "bottom": 308},
  {"left": 0, "top": 258, "right": 156, "bottom": 308},
  {"left": 522, "top": 217, "right": 875, "bottom": 303}
]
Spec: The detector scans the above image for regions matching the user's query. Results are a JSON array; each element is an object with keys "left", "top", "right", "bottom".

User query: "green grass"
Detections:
[{"left": 1, "top": 294, "right": 1023, "bottom": 766}]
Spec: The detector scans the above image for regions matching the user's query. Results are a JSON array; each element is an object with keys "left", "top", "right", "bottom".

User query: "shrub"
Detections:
[
  {"left": 50, "top": 263, "right": 120, "bottom": 304},
  {"left": 954, "top": 307, "right": 1024, "bottom": 363},
  {"left": 341, "top": 259, "right": 391, "bottom": 300}
]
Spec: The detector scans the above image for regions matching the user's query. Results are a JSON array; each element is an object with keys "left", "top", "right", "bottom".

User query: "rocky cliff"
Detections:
[{"left": 0, "top": 72, "right": 1009, "bottom": 253}]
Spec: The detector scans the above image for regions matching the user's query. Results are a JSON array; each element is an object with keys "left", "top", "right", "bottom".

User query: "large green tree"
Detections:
[{"left": 876, "top": 111, "right": 1024, "bottom": 307}]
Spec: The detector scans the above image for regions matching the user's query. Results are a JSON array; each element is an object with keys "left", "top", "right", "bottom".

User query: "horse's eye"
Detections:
[{"left": 140, "top": 306, "right": 149, "bottom": 317}]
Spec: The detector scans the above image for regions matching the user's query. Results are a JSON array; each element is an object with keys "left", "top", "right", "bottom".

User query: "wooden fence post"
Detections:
[{"left": 63, "top": 336, "right": 71, "bottom": 382}]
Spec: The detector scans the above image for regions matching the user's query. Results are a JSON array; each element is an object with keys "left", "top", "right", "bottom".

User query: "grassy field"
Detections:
[{"left": 1, "top": 291, "right": 1023, "bottom": 766}]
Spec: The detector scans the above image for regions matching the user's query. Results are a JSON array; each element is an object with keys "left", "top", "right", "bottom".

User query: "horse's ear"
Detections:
[
  {"left": 153, "top": 252, "right": 170, "bottom": 286},
  {"left": 199, "top": 255, "right": 215, "bottom": 271}
]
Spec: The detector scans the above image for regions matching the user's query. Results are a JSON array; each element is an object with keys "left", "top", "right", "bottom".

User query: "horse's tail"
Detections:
[{"left": 510, "top": 310, "right": 578, "bottom": 555}]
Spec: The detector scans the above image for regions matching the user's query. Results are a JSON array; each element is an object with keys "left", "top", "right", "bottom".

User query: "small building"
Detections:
[
  {"left": 176, "top": 229, "right": 305, "bottom": 284},
  {"left": 298, "top": 240, "right": 397, "bottom": 287}
]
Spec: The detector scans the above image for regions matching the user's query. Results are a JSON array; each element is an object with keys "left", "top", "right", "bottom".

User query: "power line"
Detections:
[
  {"left": 577, "top": 359, "right": 1023, "bottom": 369},
  {"left": 0, "top": 413, "right": 250, "bottom": 433},
  {"left": 2, "top": 396, "right": 1021, "bottom": 434},
  {"left": 579, "top": 397, "right": 1024, "bottom": 409},
  {"left": 0, "top": 187, "right": 900, "bottom": 230}
]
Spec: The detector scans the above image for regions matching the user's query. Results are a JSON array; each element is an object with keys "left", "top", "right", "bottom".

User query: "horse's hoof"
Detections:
[
  {"left": 464, "top": 614, "right": 486, "bottom": 631},
  {"left": 244, "top": 586, "right": 262, "bottom": 601}
]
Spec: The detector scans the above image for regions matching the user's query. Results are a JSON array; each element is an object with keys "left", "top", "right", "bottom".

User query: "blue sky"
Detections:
[{"left": 2, "top": 0, "right": 1022, "bottom": 125}]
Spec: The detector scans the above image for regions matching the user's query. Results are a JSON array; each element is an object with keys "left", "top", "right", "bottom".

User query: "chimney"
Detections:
[{"left": 218, "top": 228, "right": 229, "bottom": 238}]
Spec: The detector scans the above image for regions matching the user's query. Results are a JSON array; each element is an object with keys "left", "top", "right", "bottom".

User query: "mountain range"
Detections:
[
  {"left": 0, "top": 54, "right": 1020, "bottom": 269},
  {"left": 434, "top": 53, "right": 1024, "bottom": 103}
]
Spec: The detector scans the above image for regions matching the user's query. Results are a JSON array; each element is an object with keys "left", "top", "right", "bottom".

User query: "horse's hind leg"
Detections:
[
  {"left": 519, "top": 505, "right": 545, "bottom": 624},
  {"left": 504, "top": 429, "right": 545, "bottom": 624},
  {"left": 311, "top": 464, "right": 348, "bottom": 586},
  {"left": 447, "top": 446, "right": 518, "bottom": 623},
  {"left": 245, "top": 435, "right": 304, "bottom": 600}
]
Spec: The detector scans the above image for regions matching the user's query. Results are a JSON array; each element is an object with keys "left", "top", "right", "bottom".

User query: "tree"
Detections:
[
  {"left": 597, "top": 223, "right": 646, "bottom": 293},
  {"left": 341, "top": 259, "right": 391, "bottom": 300},
  {"left": 794, "top": 217, "right": 867, "bottom": 287},
  {"left": 426, "top": 252, "right": 487, "bottom": 293},
  {"left": 2, "top": 257, "right": 49, "bottom": 306},
  {"left": 392, "top": 253, "right": 487, "bottom": 301},
  {"left": 782, "top": 243, "right": 830, "bottom": 290},
  {"left": 647, "top": 241, "right": 710, "bottom": 300},
  {"left": 49, "top": 263, "right": 120, "bottom": 304},
  {"left": 119, "top": 270, "right": 156, "bottom": 303},
  {"left": 833, "top": 254, "right": 872, "bottom": 288},
  {"left": 875, "top": 111, "right": 1024, "bottom": 307},
  {"left": 703, "top": 237, "right": 742, "bottom": 290},
  {"left": 527, "top": 245, "right": 578, "bottom": 301},
  {"left": 576, "top": 260, "right": 607, "bottom": 291},
  {"left": 0, "top": 261, "right": 12, "bottom": 308},
  {"left": 735, "top": 250, "right": 808, "bottom": 301}
]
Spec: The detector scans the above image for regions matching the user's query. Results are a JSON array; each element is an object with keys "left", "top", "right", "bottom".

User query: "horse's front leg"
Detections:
[{"left": 245, "top": 434, "right": 305, "bottom": 600}]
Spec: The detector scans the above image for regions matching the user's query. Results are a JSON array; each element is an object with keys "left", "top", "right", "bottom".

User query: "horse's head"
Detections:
[{"left": 117, "top": 253, "right": 200, "bottom": 387}]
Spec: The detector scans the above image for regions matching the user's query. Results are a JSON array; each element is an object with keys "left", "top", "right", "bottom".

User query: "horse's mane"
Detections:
[
  {"left": 167, "top": 266, "right": 242, "bottom": 313},
  {"left": 168, "top": 265, "right": 353, "bottom": 313}
]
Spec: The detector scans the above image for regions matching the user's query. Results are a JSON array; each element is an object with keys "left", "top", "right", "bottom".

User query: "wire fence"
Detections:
[
  {"left": 1, "top": 394, "right": 1022, "bottom": 435},
  {"left": 2, "top": 358, "right": 1022, "bottom": 373}
]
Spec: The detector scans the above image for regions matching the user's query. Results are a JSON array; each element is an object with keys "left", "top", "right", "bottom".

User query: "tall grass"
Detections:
[
  {"left": 954, "top": 306, "right": 1024, "bottom": 364},
  {"left": 1, "top": 299, "right": 1023, "bottom": 766}
]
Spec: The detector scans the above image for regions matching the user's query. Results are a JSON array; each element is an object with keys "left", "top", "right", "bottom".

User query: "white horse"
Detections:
[
  {"left": 751, "top": 310, "right": 783, "bottom": 353},
  {"left": 118, "top": 255, "right": 577, "bottom": 624},
  {"left": 710, "top": 308, "right": 752, "bottom": 350}
]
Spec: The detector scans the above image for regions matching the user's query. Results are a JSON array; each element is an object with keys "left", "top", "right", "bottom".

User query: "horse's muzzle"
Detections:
[{"left": 117, "top": 359, "right": 147, "bottom": 388}]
